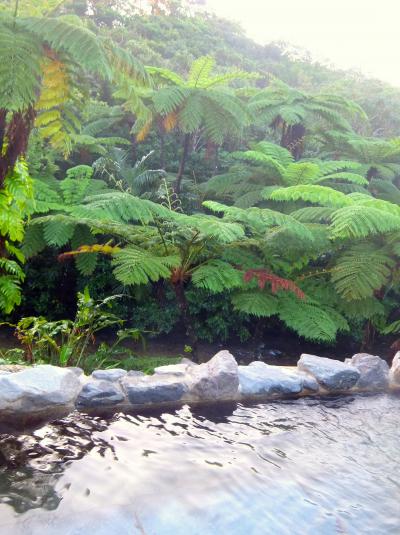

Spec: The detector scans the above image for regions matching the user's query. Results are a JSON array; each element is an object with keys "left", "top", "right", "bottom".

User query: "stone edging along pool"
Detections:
[{"left": 1, "top": 351, "right": 400, "bottom": 431}]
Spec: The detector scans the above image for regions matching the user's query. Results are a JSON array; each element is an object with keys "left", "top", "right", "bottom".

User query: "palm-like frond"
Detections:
[{"left": 331, "top": 244, "right": 394, "bottom": 300}]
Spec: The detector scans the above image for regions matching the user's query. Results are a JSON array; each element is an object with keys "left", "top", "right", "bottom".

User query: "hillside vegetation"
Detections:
[{"left": 1, "top": 0, "right": 400, "bottom": 364}]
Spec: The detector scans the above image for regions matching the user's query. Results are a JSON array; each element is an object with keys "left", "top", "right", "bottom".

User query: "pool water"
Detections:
[{"left": 0, "top": 393, "right": 399, "bottom": 534}]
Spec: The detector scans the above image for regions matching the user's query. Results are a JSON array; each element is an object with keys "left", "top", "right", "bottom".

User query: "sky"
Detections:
[{"left": 205, "top": 0, "right": 400, "bottom": 87}]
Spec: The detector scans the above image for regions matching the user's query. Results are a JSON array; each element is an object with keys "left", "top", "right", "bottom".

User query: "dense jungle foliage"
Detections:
[{"left": 2, "top": 0, "right": 400, "bottom": 364}]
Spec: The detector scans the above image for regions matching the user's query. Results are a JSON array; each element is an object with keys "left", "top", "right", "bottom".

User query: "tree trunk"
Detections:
[
  {"left": 159, "top": 127, "right": 165, "bottom": 169},
  {"left": 173, "top": 280, "right": 198, "bottom": 362},
  {"left": 0, "top": 107, "right": 35, "bottom": 187},
  {"left": 360, "top": 320, "right": 375, "bottom": 352},
  {"left": 174, "top": 133, "right": 191, "bottom": 194},
  {"left": 280, "top": 123, "right": 306, "bottom": 160},
  {"left": 0, "top": 108, "right": 35, "bottom": 260},
  {"left": 214, "top": 145, "right": 219, "bottom": 172}
]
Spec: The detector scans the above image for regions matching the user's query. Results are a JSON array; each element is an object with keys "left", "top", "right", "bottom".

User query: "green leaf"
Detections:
[
  {"left": 112, "top": 247, "right": 180, "bottom": 285},
  {"left": 191, "top": 261, "right": 242, "bottom": 293},
  {"left": 232, "top": 291, "right": 278, "bottom": 317}
]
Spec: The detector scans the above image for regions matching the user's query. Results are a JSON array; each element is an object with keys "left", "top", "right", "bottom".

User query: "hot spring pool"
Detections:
[{"left": 0, "top": 393, "right": 399, "bottom": 535}]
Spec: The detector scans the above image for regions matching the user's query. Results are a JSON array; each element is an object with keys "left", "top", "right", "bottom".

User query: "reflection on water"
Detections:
[{"left": 0, "top": 394, "right": 399, "bottom": 534}]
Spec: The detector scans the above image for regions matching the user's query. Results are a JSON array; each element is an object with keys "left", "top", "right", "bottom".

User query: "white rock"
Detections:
[
  {"left": 239, "top": 362, "right": 304, "bottom": 396},
  {"left": 0, "top": 365, "right": 81, "bottom": 415},
  {"left": 298, "top": 354, "right": 360, "bottom": 392},
  {"left": 122, "top": 374, "right": 188, "bottom": 405},
  {"left": 185, "top": 350, "right": 239, "bottom": 401},
  {"left": 91, "top": 369, "right": 127, "bottom": 381},
  {"left": 389, "top": 351, "right": 400, "bottom": 386},
  {"left": 77, "top": 379, "right": 126, "bottom": 408},
  {"left": 154, "top": 363, "right": 190, "bottom": 377},
  {"left": 345, "top": 353, "right": 389, "bottom": 391}
]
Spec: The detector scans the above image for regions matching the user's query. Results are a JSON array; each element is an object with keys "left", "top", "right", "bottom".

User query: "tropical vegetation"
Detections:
[{"left": 2, "top": 0, "right": 400, "bottom": 366}]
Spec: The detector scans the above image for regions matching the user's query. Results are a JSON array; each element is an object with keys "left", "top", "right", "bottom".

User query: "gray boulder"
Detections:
[
  {"left": 238, "top": 362, "right": 304, "bottom": 397},
  {"left": 76, "top": 379, "right": 126, "bottom": 408},
  {"left": 186, "top": 350, "right": 239, "bottom": 401},
  {"left": 122, "top": 375, "right": 188, "bottom": 405},
  {"left": 389, "top": 351, "right": 400, "bottom": 386},
  {"left": 298, "top": 354, "right": 360, "bottom": 392},
  {"left": 345, "top": 353, "right": 389, "bottom": 391},
  {"left": 0, "top": 365, "right": 81, "bottom": 421},
  {"left": 92, "top": 369, "right": 127, "bottom": 382}
]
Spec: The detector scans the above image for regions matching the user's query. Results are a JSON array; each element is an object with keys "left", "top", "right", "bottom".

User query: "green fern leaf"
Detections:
[
  {"left": 191, "top": 260, "right": 242, "bottom": 293},
  {"left": 271, "top": 185, "right": 352, "bottom": 208},
  {"left": 112, "top": 246, "right": 180, "bottom": 285},
  {"left": 331, "top": 244, "right": 394, "bottom": 300},
  {"left": 231, "top": 291, "right": 278, "bottom": 317}
]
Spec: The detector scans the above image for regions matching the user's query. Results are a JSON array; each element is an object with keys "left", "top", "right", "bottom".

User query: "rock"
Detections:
[
  {"left": 0, "top": 365, "right": 81, "bottom": 420},
  {"left": 127, "top": 370, "right": 146, "bottom": 377},
  {"left": 186, "top": 350, "right": 239, "bottom": 401},
  {"left": 154, "top": 363, "right": 190, "bottom": 377},
  {"left": 92, "top": 369, "right": 127, "bottom": 381},
  {"left": 239, "top": 362, "right": 304, "bottom": 397},
  {"left": 68, "top": 367, "right": 84, "bottom": 378},
  {"left": 389, "top": 351, "right": 400, "bottom": 386},
  {"left": 345, "top": 353, "right": 389, "bottom": 391},
  {"left": 76, "top": 379, "right": 126, "bottom": 408},
  {"left": 298, "top": 354, "right": 360, "bottom": 392},
  {"left": 122, "top": 374, "right": 187, "bottom": 405},
  {"left": 180, "top": 357, "right": 197, "bottom": 367},
  {"left": 277, "top": 366, "right": 320, "bottom": 393},
  {"left": 0, "top": 364, "right": 26, "bottom": 373}
]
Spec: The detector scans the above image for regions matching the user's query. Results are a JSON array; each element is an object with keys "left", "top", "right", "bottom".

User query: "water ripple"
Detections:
[{"left": 0, "top": 393, "right": 399, "bottom": 534}]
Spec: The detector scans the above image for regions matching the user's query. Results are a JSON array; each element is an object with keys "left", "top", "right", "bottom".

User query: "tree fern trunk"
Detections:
[
  {"left": 173, "top": 280, "right": 199, "bottom": 362},
  {"left": 175, "top": 133, "right": 191, "bottom": 194},
  {"left": 360, "top": 320, "right": 375, "bottom": 352},
  {"left": 0, "top": 109, "right": 6, "bottom": 156},
  {"left": 159, "top": 127, "right": 165, "bottom": 169},
  {"left": 0, "top": 108, "right": 35, "bottom": 187},
  {"left": 280, "top": 123, "right": 305, "bottom": 160}
]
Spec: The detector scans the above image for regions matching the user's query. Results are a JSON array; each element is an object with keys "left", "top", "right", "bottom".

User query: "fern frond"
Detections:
[
  {"left": 278, "top": 294, "right": 347, "bottom": 342},
  {"left": 339, "top": 297, "right": 385, "bottom": 320},
  {"left": 291, "top": 206, "right": 336, "bottom": 223},
  {"left": 0, "top": 21, "right": 42, "bottom": 110},
  {"left": 231, "top": 291, "right": 278, "bottom": 317},
  {"left": 191, "top": 260, "right": 242, "bottom": 292},
  {"left": 282, "top": 162, "right": 320, "bottom": 185},
  {"left": 331, "top": 205, "right": 400, "bottom": 238},
  {"left": 21, "top": 17, "right": 112, "bottom": 77},
  {"left": 21, "top": 223, "right": 47, "bottom": 258},
  {"left": 270, "top": 185, "right": 352, "bottom": 208},
  {"left": 317, "top": 172, "right": 368, "bottom": 186},
  {"left": 331, "top": 244, "right": 394, "bottom": 300},
  {"left": 0, "top": 276, "right": 23, "bottom": 314},
  {"left": 42, "top": 218, "right": 75, "bottom": 247},
  {"left": 112, "top": 246, "right": 180, "bottom": 285},
  {"left": 188, "top": 56, "right": 215, "bottom": 88}
]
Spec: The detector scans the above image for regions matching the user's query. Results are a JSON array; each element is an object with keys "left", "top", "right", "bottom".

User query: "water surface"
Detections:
[{"left": 0, "top": 393, "right": 399, "bottom": 534}]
